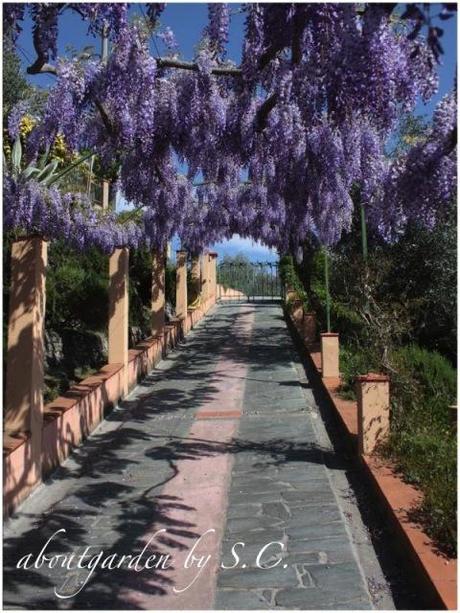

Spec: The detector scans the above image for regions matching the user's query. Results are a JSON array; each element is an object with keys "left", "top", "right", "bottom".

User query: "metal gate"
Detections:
[{"left": 217, "top": 261, "right": 282, "bottom": 302}]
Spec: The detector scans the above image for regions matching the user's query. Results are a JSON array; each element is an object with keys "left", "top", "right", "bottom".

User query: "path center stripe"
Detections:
[{"left": 123, "top": 305, "right": 255, "bottom": 609}]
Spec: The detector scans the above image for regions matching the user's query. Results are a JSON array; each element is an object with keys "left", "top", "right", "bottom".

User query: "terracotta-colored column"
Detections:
[
  {"left": 191, "top": 254, "right": 201, "bottom": 303},
  {"left": 151, "top": 249, "right": 165, "bottom": 337},
  {"left": 209, "top": 252, "right": 218, "bottom": 302},
  {"left": 302, "top": 311, "right": 317, "bottom": 345},
  {"left": 5, "top": 237, "right": 48, "bottom": 482},
  {"left": 176, "top": 250, "right": 188, "bottom": 319},
  {"left": 108, "top": 247, "right": 129, "bottom": 396},
  {"left": 356, "top": 373, "right": 390, "bottom": 454},
  {"left": 5, "top": 237, "right": 47, "bottom": 433},
  {"left": 202, "top": 253, "right": 209, "bottom": 301},
  {"left": 320, "top": 332, "right": 339, "bottom": 378}
]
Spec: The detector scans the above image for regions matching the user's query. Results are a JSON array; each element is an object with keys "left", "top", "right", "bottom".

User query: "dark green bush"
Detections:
[
  {"left": 46, "top": 244, "right": 108, "bottom": 331},
  {"left": 385, "top": 346, "right": 457, "bottom": 555},
  {"left": 338, "top": 343, "right": 379, "bottom": 400},
  {"left": 129, "top": 247, "right": 153, "bottom": 333},
  {"left": 390, "top": 345, "right": 456, "bottom": 425}
]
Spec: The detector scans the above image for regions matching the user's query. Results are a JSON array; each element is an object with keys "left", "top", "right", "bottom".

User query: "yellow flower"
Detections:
[
  {"left": 19, "top": 115, "right": 36, "bottom": 137},
  {"left": 403, "top": 134, "right": 424, "bottom": 146},
  {"left": 50, "top": 133, "right": 68, "bottom": 164}
]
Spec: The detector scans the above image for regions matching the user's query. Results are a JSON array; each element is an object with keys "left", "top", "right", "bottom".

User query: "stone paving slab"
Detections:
[
  {"left": 3, "top": 303, "right": 395, "bottom": 610},
  {"left": 215, "top": 305, "right": 379, "bottom": 610}
]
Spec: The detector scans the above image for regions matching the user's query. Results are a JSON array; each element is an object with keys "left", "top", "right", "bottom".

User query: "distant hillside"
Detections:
[{"left": 171, "top": 235, "right": 279, "bottom": 263}]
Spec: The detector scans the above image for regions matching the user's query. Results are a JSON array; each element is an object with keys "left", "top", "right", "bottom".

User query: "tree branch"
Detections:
[
  {"left": 26, "top": 56, "right": 242, "bottom": 77},
  {"left": 94, "top": 99, "right": 115, "bottom": 135},
  {"left": 258, "top": 44, "right": 284, "bottom": 71},
  {"left": 27, "top": 61, "right": 57, "bottom": 75},
  {"left": 156, "top": 57, "right": 241, "bottom": 76},
  {"left": 256, "top": 94, "right": 279, "bottom": 132},
  {"left": 446, "top": 126, "right": 457, "bottom": 155},
  {"left": 291, "top": 10, "right": 305, "bottom": 66}
]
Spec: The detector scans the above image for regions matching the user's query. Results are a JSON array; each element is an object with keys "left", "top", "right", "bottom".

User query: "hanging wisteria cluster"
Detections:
[
  {"left": 3, "top": 3, "right": 457, "bottom": 253},
  {"left": 4, "top": 174, "right": 143, "bottom": 252},
  {"left": 368, "top": 92, "right": 457, "bottom": 241}
]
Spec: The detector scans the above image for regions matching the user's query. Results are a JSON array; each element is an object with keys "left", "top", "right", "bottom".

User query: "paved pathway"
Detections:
[{"left": 4, "top": 303, "right": 397, "bottom": 610}]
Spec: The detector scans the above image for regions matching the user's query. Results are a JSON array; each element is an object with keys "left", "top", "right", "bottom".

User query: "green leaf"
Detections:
[
  {"left": 37, "top": 145, "right": 50, "bottom": 169},
  {"left": 22, "top": 165, "right": 41, "bottom": 179},
  {"left": 47, "top": 150, "right": 94, "bottom": 186},
  {"left": 36, "top": 159, "right": 59, "bottom": 183},
  {"left": 11, "top": 136, "right": 22, "bottom": 174}
]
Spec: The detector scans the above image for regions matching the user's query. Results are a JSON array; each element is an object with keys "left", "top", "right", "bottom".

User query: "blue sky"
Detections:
[{"left": 13, "top": 3, "right": 457, "bottom": 262}]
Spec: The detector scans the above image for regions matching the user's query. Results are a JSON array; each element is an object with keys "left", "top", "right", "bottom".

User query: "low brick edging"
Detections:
[
  {"left": 3, "top": 296, "right": 216, "bottom": 517},
  {"left": 286, "top": 310, "right": 457, "bottom": 611}
]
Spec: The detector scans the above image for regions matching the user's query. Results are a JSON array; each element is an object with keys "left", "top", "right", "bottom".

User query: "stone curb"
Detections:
[{"left": 286, "top": 310, "right": 457, "bottom": 611}]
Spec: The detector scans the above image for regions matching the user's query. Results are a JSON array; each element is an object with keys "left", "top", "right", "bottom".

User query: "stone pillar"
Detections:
[
  {"left": 209, "top": 252, "right": 218, "bottom": 302},
  {"left": 176, "top": 250, "right": 188, "bottom": 319},
  {"left": 356, "top": 374, "right": 390, "bottom": 455},
  {"left": 320, "top": 332, "right": 339, "bottom": 378},
  {"left": 102, "top": 180, "right": 110, "bottom": 209},
  {"left": 202, "top": 253, "right": 209, "bottom": 301},
  {"left": 5, "top": 237, "right": 48, "bottom": 483},
  {"left": 108, "top": 247, "right": 129, "bottom": 396},
  {"left": 190, "top": 254, "right": 201, "bottom": 304},
  {"left": 302, "top": 311, "right": 317, "bottom": 345},
  {"left": 151, "top": 249, "right": 165, "bottom": 337},
  {"left": 5, "top": 237, "right": 47, "bottom": 434}
]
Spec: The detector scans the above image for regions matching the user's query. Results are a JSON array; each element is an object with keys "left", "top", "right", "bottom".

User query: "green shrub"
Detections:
[
  {"left": 339, "top": 340, "right": 457, "bottom": 553},
  {"left": 129, "top": 247, "right": 153, "bottom": 332},
  {"left": 389, "top": 345, "right": 456, "bottom": 430},
  {"left": 338, "top": 343, "right": 379, "bottom": 400},
  {"left": 386, "top": 419, "right": 456, "bottom": 555},
  {"left": 386, "top": 346, "right": 456, "bottom": 554}
]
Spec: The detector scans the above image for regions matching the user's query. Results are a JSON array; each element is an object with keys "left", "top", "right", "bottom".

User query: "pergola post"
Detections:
[
  {"left": 356, "top": 374, "right": 390, "bottom": 454},
  {"left": 151, "top": 249, "right": 165, "bottom": 337},
  {"left": 102, "top": 180, "right": 110, "bottom": 209},
  {"left": 5, "top": 237, "right": 48, "bottom": 482},
  {"left": 209, "top": 252, "right": 218, "bottom": 302},
  {"left": 302, "top": 311, "right": 317, "bottom": 346},
  {"left": 320, "top": 332, "right": 340, "bottom": 378},
  {"left": 205, "top": 253, "right": 212, "bottom": 303},
  {"left": 202, "top": 253, "right": 209, "bottom": 301},
  {"left": 108, "top": 247, "right": 129, "bottom": 396},
  {"left": 190, "top": 254, "right": 201, "bottom": 303},
  {"left": 176, "top": 250, "right": 188, "bottom": 319}
]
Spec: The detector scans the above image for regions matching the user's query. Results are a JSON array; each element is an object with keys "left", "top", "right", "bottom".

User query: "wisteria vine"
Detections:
[{"left": 3, "top": 3, "right": 457, "bottom": 253}]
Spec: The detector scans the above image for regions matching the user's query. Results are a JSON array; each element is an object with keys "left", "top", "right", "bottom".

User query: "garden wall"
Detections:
[
  {"left": 4, "top": 297, "right": 215, "bottom": 516},
  {"left": 217, "top": 283, "right": 246, "bottom": 301}
]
